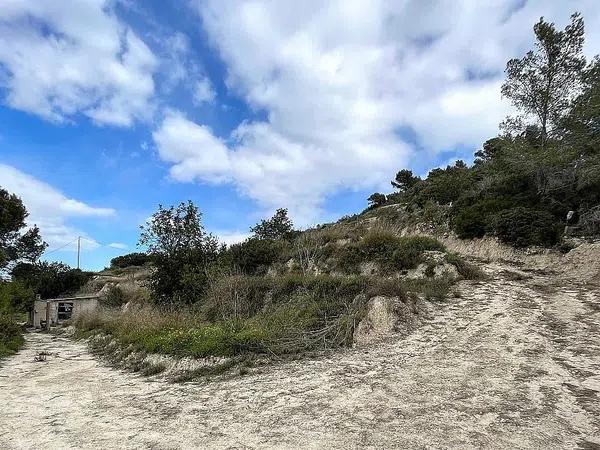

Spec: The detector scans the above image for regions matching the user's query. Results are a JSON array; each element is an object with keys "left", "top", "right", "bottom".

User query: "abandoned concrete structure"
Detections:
[{"left": 31, "top": 295, "right": 100, "bottom": 329}]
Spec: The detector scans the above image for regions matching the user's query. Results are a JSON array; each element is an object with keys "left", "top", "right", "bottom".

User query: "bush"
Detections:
[
  {"left": 336, "top": 232, "right": 445, "bottom": 274},
  {"left": 452, "top": 205, "right": 489, "bottom": 239},
  {"left": 11, "top": 262, "right": 91, "bottom": 299},
  {"left": 225, "top": 238, "right": 290, "bottom": 275},
  {"left": 390, "top": 236, "right": 446, "bottom": 270},
  {"left": 491, "top": 207, "right": 562, "bottom": 247},
  {"left": 101, "top": 286, "right": 126, "bottom": 308},
  {"left": 110, "top": 252, "right": 150, "bottom": 268},
  {"left": 0, "top": 314, "right": 24, "bottom": 358},
  {"left": 0, "top": 280, "right": 34, "bottom": 313},
  {"left": 444, "top": 253, "right": 486, "bottom": 280}
]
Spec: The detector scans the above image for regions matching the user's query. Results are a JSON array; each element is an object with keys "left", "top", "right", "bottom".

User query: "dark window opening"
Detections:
[{"left": 57, "top": 302, "right": 74, "bottom": 321}]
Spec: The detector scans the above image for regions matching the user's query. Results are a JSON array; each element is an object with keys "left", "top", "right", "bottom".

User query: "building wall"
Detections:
[
  {"left": 72, "top": 298, "right": 99, "bottom": 319},
  {"left": 32, "top": 298, "right": 99, "bottom": 328},
  {"left": 32, "top": 300, "right": 49, "bottom": 328}
]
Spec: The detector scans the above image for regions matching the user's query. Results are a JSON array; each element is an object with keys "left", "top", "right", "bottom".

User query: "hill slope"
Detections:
[{"left": 1, "top": 258, "right": 598, "bottom": 449}]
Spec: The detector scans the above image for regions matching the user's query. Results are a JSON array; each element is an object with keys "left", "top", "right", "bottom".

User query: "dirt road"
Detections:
[{"left": 1, "top": 263, "right": 599, "bottom": 449}]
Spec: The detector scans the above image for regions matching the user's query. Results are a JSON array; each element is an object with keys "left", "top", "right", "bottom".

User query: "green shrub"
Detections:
[
  {"left": 451, "top": 205, "right": 489, "bottom": 239},
  {"left": 225, "top": 238, "right": 289, "bottom": 275},
  {"left": 0, "top": 281, "right": 33, "bottom": 313},
  {"left": 404, "top": 277, "right": 453, "bottom": 302},
  {"left": 101, "top": 286, "right": 126, "bottom": 308},
  {"left": 390, "top": 236, "right": 446, "bottom": 270},
  {"left": 11, "top": 262, "right": 91, "bottom": 299},
  {"left": 421, "top": 277, "right": 453, "bottom": 301},
  {"left": 110, "top": 252, "right": 150, "bottom": 268},
  {"left": 491, "top": 207, "right": 562, "bottom": 247},
  {"left": 336, "top": 232, "right": 445, "bottom": 273},
  {"left": 0, "top": 315, "right": 24, "bottom": 358}
]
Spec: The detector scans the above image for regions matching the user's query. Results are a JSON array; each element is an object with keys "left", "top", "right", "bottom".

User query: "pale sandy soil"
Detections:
[{"left": 1, "top": 262, "right": 599, "bottom": 449}]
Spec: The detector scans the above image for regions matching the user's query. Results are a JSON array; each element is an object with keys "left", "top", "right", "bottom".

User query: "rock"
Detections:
[
  {"left": 353, "top": 296, "right": 421, "bottom": 346},
  {"left": 359, "top": 261, "right": 379, "bottom": 276},
  {"left": 405, "top": 251, "right": 460, "bottom": 281},
  {"left": 353, "top": 296, "right": 399, "bottom": 346},
  {"left": 433, "top": 263, "right": 460, "bottom": 280}
]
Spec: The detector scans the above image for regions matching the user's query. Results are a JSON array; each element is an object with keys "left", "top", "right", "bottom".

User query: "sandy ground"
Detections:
[{"left": 1, "top": 263, "right": 599, "bottom": 449}]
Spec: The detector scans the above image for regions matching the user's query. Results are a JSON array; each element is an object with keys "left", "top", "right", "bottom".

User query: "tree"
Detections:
[
  {"left": 367, "top": 193, "right": 386, "bottom": 208},
  {"left": 110, "top": 252, "right": 150, "bottom": 268},
  {"left": 11, "top": 262, "right": 91, "bottom": 299},
  {"left": 501, "top": 13, "right": 586, "bottom": 146},
  {"left": 561, "top": 57, "right": 600, "bottom": 151},
  {"left": 391, "top": 169, "right": 419, "bottom": 192},
  {"left": 139, "top": 201, "right": 219, "bottom": 304},
  {"left": 0, "top": 188, "right": 46, "bottom": 274},
  {"left": 250, "top": 208, "right": 296, "bottom": 240}
]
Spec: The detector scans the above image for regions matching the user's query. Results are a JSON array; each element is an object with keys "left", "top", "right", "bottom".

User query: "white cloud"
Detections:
[
  {"left": 194, "top": 76, "right": 216, "bottom": 104},
  {"left": 108, "top": 242, "right": 128, "bottom": 250},
  {"left": 0, "top": 163, "right": 115, "bottom": 251},
  {"left": 0, "top": 0, "right": 158, "bottom": 126},
  {"left": 215, "top": 231, "right": 251, "bottom": 246},
  {"left": 150, "top": 0, "right": 600, "bottom": 225},
  {"left": 152, "top": 110, "right": 231, "bottom": 183}
]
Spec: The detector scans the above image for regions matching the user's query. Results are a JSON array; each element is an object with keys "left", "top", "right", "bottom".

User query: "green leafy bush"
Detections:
[
  {"left": 11, "top": 262, "right": 91, "bottom": 299},
  {"left": 100, "top": 286, "right": 126, "bottom": 308},
  {"left": 336, "top": 232, "right": 445, "bottom": 274},
  {"left": 491, "top": 207, "right": 562, "bottom": 247},
  {"left": 390, "top": 236, "right": 446, "bottom": 270},
  {"left": 0, "top": 280, "right": 34, "bottom": 313},
  {"left": 0, "top": 314, "right": 24, "bottom": 358},
  {"left": 225, "top": 238, "right": 289, "bottom": 275},
  {"left": 110, "top": 252, "right": 150, "bottom": 268}
]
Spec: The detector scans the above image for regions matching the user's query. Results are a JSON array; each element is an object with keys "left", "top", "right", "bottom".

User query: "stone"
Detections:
[
  {"left": 353, "top": 296, "right": 399, "bottom": 346},
  {"left": 359, "top": 261, "right": 379, "bottom": 276}
]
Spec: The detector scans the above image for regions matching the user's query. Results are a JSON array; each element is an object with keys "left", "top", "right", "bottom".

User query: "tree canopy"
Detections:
[
  {"left": 139, "top": 201, "right": 220, "bottom": 304},
  {"left": 501, "top": 13, "right": 586, "bottom": 145},
  {"left": 250, "top": 208, "right": 296, "bottom": 240},
  {"left": 0, "top": 188, "right": 46, "bottom": 274}
]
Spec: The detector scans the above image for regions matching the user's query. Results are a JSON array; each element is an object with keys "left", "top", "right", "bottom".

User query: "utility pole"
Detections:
[{"left": 77, "top": 236, "right": 81, "bottom": 269}]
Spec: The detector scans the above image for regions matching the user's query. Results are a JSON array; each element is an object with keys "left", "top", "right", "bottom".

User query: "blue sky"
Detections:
[{"left": 1, "top": 1, "right": 599, "bottom": 270}]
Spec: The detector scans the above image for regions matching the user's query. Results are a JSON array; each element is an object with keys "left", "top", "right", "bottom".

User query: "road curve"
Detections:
[{"left": 1, "top": 263, "right": 599, "bottom": 449}]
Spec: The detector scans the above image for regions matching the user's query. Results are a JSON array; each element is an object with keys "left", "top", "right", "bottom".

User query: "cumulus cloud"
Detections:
[
  {"left": 0, "top": 163, "right": 115, "bottom": 250},
  {"left": 151, "top": 0, "right": 600, "bottom": 225},
  {"left": 152, "top": 110, "right": 231, "bottom": 183},
  {"left": 0, "top": 0, "right": 158, "bottom": 126},
  {"left": 194, "top": 76, "right": 216, "bottom": 104}
]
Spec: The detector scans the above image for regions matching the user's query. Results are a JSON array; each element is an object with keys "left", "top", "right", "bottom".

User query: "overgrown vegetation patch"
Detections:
[
  {"left": 335, "top": 232, "right": 446, "bottom": 274},
  {"left": 0, "top": 314, "right": 24, "bottom": 358},
  {"left": 75, "top": 273, "right": 411, "bottom": 359}
]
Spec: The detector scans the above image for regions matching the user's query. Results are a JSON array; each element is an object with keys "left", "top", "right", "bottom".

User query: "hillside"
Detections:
[{"left": 2, "top": 251, "right": 599, "bottom": 448}]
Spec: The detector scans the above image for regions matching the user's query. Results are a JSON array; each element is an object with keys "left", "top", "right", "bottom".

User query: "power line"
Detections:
[
  {"left": 44, "top": 238, "right": 79, "bottom": 255},
  {"left": 79, "top": 236, "right": 129, "bottom": 250}
]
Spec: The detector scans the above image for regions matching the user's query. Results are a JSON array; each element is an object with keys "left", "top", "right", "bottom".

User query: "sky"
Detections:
[{"left": 1, "top": 0, "right": 599, "bottom": 271}]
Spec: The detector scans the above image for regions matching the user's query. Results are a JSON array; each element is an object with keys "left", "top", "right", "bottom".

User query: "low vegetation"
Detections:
[
  {"left": 368, "top": 14, "right": 600, "bottom": 248},
  {"left": 0, "top": 314, "right": 24, "bottom": 358},
  {"left": 74, "top": 268, "right": 472, "bottom": 360}
]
